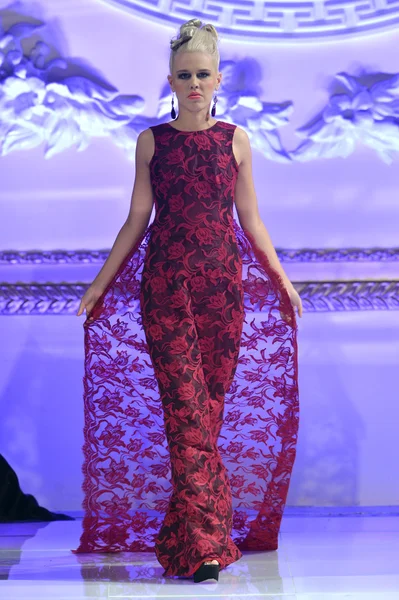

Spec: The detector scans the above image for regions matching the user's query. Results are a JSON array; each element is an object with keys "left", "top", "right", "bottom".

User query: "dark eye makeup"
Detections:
[{"left": 177, "top": 72, "right": 210, "bottom": 79}]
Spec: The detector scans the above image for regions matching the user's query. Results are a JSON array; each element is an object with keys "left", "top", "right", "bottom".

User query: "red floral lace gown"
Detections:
[{"left": 74, "top": 120, "right": 299, "bottom": 579}]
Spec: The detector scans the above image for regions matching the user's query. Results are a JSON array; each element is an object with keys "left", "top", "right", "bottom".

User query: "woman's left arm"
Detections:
[{"left": 232, "top": 126, "right": 303, "bottom": 318}]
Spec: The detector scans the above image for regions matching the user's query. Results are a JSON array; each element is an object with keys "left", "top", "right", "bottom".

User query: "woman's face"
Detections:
[{"left": 168, "top": 51, "right": 221, "bottom": 115}]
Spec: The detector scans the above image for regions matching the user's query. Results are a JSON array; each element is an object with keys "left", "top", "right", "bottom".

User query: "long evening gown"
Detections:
[{"left": 74, "top": 120, "right": 299, "bottom": 578}]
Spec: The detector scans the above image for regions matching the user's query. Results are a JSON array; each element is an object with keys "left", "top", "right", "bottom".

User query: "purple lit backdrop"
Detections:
[{"left": 0, "top": 0, "right": 398, "bottom": 512}]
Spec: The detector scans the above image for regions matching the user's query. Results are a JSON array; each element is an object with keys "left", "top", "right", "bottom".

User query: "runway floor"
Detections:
[{"left": 0, "top": 512, "right": 398, "bottom": 599}]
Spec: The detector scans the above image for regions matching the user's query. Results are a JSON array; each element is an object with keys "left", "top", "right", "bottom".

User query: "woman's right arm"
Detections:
[{"left": 77, "top": 127, "right": 155, "bottom": 318}]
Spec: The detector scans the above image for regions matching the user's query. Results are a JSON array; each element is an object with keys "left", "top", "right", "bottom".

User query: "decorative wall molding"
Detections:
[
  {"left": 278, "top": 248, "right": 399, "bottom": 263},
  {"left": 0, "top": 250, "right": 111, "bottom": 265},
  {"left": 1, "top": 281, "right": 398, "bottom": 315},
  {"left": 1, "top": 8, "right": 399, "bottom": 163},
  {"left": 99, "top": 0, "right": 399, "bottom": 41},
  {"left": 1, "top": 248, "right": 399, "bottom": 265},
  {"left": 0, "top": 283, "right": 87, "bottom": 315},
  {"left": 291, "top": 72, "right": 399, "bottom": 165},
  {"left": 0, "top": 12, "right": 148, "bottom": 160}
]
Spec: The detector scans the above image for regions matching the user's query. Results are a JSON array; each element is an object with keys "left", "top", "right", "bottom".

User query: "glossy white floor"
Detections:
[{"left": 0, "top": 512, "right": 398, "bottom": 599}]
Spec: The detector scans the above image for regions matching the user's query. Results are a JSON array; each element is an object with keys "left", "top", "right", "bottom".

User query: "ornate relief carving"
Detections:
[
  {"left": 291, "top": 72, "right": 399, "bottom": 164},
  {"left": 1, "top": 280, "right": 398, "bottom": 314},
  {"left": 100, "top": 0, "right": 399, "bottom": 41},
  {"left": 1, "top": 248, "right": 398, "bottom": 265}
]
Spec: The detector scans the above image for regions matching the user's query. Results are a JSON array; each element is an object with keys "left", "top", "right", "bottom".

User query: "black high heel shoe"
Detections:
[{"left": 193, "top": 560, "right": 219, "bottom": 583}]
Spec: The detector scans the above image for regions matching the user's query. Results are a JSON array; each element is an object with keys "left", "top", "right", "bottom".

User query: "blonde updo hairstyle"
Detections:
[{"left": 169, "top": 18, "right": 220, "bottom": 75}]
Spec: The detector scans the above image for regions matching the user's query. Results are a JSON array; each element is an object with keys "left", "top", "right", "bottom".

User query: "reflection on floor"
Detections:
[{"left": 0, "top": 512, "right": 398, "bottom": 599}]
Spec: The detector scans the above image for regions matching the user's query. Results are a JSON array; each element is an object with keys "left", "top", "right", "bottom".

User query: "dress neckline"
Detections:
[{"left": 165, "top": 120, "right": 219, "bottom": 133}]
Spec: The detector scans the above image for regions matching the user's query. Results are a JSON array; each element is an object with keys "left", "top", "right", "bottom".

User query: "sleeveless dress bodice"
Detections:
[{"left": 145, "top": 121, "right": 242, "bottom": 288}]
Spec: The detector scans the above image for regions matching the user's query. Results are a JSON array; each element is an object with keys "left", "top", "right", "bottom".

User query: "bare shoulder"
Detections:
[
  {"left": 232, "top": 125, "right": 251, "bottom": 168},
  {"left": 136, "top": 127, "right": 155, "bottom": 167},
  {"left": 233, "top": 125, "right": 250, "bottom": 147}
]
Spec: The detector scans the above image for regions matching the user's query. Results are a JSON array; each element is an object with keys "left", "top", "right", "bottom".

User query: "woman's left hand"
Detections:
[{"left": 285, "top": 282, "right": 303, "bottom": 318}]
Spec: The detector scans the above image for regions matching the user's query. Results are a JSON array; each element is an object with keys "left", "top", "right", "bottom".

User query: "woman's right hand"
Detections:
[{"left": 76, "top": 283, "right": 106, "bottom": 322}]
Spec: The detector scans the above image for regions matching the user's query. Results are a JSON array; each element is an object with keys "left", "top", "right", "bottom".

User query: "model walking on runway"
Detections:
[{"left": 76, "top": 18, "right": 302, "bottom": 584}]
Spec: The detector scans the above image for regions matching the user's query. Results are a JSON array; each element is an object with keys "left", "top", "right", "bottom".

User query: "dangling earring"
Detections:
[
  {"left": 211, "top": 93, "right": 218, "bottom": 117},
  {"left": 171, "top": 91, "right": 177, "bottom": 120}
]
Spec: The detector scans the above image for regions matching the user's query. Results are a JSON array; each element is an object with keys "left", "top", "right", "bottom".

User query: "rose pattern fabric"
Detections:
[{"left": 74, "top": 121, "right": 299, "bottom": 579}]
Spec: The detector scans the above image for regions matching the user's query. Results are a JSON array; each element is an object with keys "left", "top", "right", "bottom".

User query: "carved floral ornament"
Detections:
[{"left": 0, "top": 14, "right": 399, "bottom": 164}]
